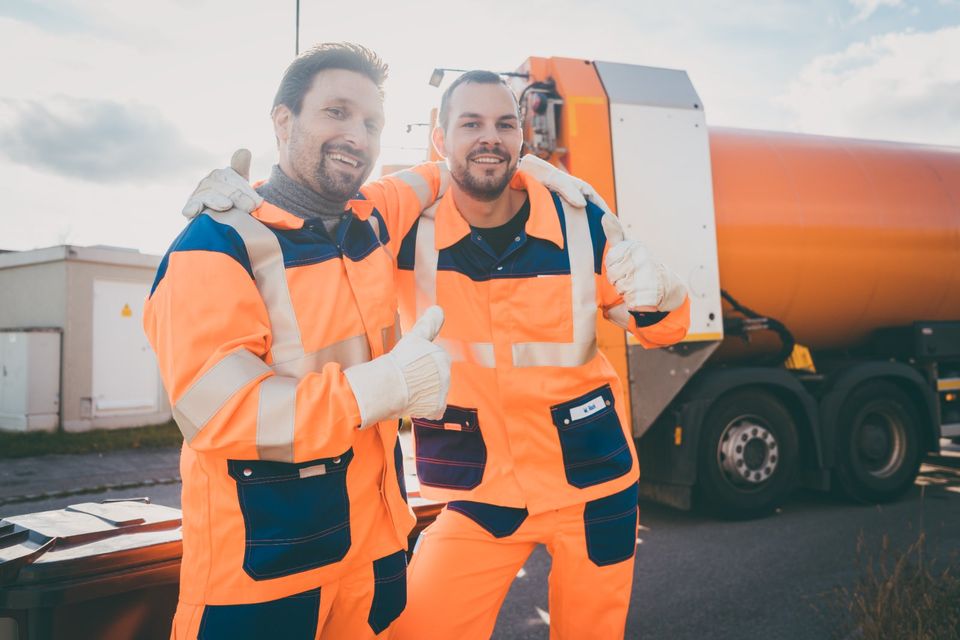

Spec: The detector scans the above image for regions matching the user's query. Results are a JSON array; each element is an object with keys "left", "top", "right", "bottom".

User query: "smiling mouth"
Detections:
[
  {"left": 470, "top": 154, "right": 506, "bottom": 165},
  {"left": 328, "top": 151, "right": 363, "bottom": 169}
]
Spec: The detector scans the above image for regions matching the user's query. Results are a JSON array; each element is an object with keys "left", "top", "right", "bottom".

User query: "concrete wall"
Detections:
[
  {"left": 63, "top": 260, "right": 170, "bottom": 432},
  {"left": 0, "top": 247, "right": 170, "bottom": 433},
  {"left": 0, "top": 261, "right": 67, "bottom": 329}
]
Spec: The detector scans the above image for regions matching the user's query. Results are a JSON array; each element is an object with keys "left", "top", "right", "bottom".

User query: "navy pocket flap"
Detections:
[
  {"left": 550, "top": 385, "right": 615, "bottom": 430},
  {"left": 228, "top": 450, "right": 353, "bottom": 484},
  {"left": 412, "top": 405, "right": 479, "bottom": 432}
]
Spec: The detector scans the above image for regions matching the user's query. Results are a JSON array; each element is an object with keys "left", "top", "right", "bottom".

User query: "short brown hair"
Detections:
[
  {"left": 273, "top": 42, "right": 388, "bottom": 115},
  {"left": 437, "top": 70, "right": 518, "bottom": 130}
]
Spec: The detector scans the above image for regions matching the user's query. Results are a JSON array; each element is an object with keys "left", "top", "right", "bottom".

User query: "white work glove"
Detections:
[
  {"left": 518, "top": 154, "right": 613, "bottom": 214},
  {"left": 605, "top": 240, "right": 687, "bottom": 312},
  {"left": 182, "top": 149, "right": 263, "bottom": 219},
  {"left": 343, "top": 306, "right": 451, "bottom": 428}
]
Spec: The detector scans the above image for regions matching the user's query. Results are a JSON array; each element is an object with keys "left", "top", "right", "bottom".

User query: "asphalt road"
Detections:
[{"left": 3, "top": 443, "right": 959, "bottom": 639}]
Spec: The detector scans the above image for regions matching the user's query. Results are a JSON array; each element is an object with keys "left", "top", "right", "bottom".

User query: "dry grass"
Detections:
[{"left": 832, "top": 531, "right": 960, "bottom": 640}]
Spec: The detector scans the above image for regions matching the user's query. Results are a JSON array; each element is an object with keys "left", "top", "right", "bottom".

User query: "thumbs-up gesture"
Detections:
[
  {"left": 181, "top": 148, "right": 263, "bottom": 219},
  {"left": 344, "top": 306, "right": 452, "bottom": 428},
  {"left": 601, "top": 214, "right": 687, "bottom": 313}
]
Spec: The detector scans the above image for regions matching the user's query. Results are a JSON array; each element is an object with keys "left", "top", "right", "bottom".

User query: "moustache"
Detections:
[
  {"left": 322, "top": 143, "right": 370, "bottom": 166},
  {"left": 467, "top": 147, "right": 511, "bottom": 162}
]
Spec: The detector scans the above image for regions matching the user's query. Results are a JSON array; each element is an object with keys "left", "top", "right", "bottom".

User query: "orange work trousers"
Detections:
[
  {"left": 169, "top": 550, "right": 406, "bottom": 639},
  {"left": 392, "top": 482, "right": 639, "bottom": 639}
]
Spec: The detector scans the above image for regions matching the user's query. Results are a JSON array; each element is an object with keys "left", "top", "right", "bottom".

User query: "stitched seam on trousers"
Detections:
[
  {"left": 417, "top": 456, "right": 485, "bottom": 467},
  {"left": 565, "top": 443, "right": 629, "bottom": 469},
  {"left": 584, "top": 508, "right": 637, "bottom": 525},
  {"left": 245, "top": 521, "right": 350, "bottom": 545}
]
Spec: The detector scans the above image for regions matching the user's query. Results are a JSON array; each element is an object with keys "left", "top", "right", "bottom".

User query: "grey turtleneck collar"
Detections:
[{"left": 256, "top": 165, "right": 351, "bottom": 234}]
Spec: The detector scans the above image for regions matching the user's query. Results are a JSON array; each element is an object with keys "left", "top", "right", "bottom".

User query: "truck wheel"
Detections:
[
  {"left": 696, "top": 390, "right": 800, "bottom": 519},
  {"left": 834, "top": 381, "right": 922, "bottom": 503}
]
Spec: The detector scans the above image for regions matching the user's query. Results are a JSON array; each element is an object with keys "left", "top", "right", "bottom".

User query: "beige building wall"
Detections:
[{"left": 0, "top": 246, "right": 171, "bottom": 432}]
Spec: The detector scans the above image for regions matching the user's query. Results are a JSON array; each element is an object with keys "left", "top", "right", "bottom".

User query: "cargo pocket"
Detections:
[
  {"left": 413, "top": 406, "right": 486, "bottom": 490},
  {"left": 198, "top": 588, "right": 321, "bottom": 639},
  {"left": 368, "top": 550, "right": 407, "bottom": 634},
  {"left": 550, "top": 385, "right": 633, "bottom": 489},
  {"left": 583, "top": 482, "right": 639, "bottom": 567},
  {"left": 228, "top": 450, "right": 353, "bottom": 581}
]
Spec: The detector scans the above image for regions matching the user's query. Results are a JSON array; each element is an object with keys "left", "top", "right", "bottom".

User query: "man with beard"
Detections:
[
  {"left": 144, "top": 43, "right": 452, "bottom": 639},
  {"left": 387, "top": 70, "right": 690, "bottom": 639},
  {"left": 183, "top": 70, "right": 690, "bottom": 638}
]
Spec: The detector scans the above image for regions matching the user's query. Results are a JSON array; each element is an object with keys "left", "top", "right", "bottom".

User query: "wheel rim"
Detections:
[
  {"left": 716, "top": 415, "right": 780, "bottom": 489},
  {"left": 853, "top": 406, "right": 906, "bottom": 479}
]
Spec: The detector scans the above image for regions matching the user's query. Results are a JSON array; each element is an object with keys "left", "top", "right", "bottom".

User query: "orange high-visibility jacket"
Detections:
[
  {"left": 143, "top": 173, "right": 436, "bottom": 606},
  {"left": 365, "top": 170, "right": 691, "bottom": 514}
]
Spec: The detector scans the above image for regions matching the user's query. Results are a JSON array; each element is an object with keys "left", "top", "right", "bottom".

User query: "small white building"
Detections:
[{"left": 0, "top": 245, "right": 170, "bottom": 433}]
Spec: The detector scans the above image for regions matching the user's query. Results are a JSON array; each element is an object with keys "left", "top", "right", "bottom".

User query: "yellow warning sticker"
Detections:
[{"left": 121, "top": 304, "right": 132, "bottom": 318}]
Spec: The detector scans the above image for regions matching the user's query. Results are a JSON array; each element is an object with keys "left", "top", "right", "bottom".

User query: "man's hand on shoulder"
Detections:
[
  {"left": 518, "top": 154, "right": 613, "bottom": 214},
  {"left": 182, "top": 149, "right": 263, "bottom": 219}
]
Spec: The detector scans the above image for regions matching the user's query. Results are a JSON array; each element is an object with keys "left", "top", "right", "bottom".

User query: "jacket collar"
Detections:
[
  {"left": 434, "top": 170, "right": 564, "bottom": 250},
  {"left": 249, "top": 181, "right": 375, "bottom": 229}
]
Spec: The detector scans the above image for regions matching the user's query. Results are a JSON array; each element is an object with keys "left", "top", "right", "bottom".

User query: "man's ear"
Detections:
[
  {"left": 272, "top": 105, "right": 293, "bottom": 145},
  {"left": 431, "top": 125, "right": 447, "bottom": 159}
]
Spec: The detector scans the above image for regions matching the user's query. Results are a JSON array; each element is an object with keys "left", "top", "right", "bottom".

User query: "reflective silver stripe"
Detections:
[
  {"left": 437, "top": 337, "right": 495, "bottom": 368},
  {"left": 413, "top": 204, "right": 494, "bottom": 368},
  {"left": 272, "top": 334, "right": 372, "bottom": 378},
  {"left": 257, "top": 375, "right": 298, "bottom": 462},
  {"left": 381, "top": 316, "right": 401, "bottom": 352},
  {"left": 606, "top": 303, "right": 630, "bottom": 330},
  {"left": 392, "top": 169, "right": 433, "bottom": 207},
  {"left": 512, "top": 200, "right": 598, "bottom": 368},
  {"left": 173, "top": 349, "right": 271, "bottom": 443},
  {"left": 414, "top": 203, "right": 440, "bottom": 316},
  {"left": 210, "top": 209, "right": 305, "bottom": 366},
  {"left": 511, "top": 340, "right": 597, "bottom": 368}
]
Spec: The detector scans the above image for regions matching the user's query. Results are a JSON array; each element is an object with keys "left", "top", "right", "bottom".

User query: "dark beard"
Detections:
[
  {"left": 451, "top": 149, "right": 516, "bottom": 202},
  {"left": 312, "top": 142, "right": 369, "bottom": 201}
]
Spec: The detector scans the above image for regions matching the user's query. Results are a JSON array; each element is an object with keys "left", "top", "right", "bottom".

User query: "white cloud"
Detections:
[
  {"left": 849, "top": 0, "right": 904, "bottom": 23},
  {"left": 777, "top": 25, "right": 960, "bottom": 145},
  {"left": 0, "top": 97, "right": 213, "bottom": 183}
]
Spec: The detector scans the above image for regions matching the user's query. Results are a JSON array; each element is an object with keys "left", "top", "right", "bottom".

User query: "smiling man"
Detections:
[
  {"left": 144, "top": 43, "right": 451, "bottom": 639},
  {"left": 181, "top": 68, "right": 690, "bottom": 638},
  {"left": 384, "top": 70, "right": 690, "bottom": 640}
]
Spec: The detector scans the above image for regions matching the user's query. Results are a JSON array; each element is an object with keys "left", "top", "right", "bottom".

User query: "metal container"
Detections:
[
  {"left": 710, "top": 128, "right": 960, "bottom": 350},
  {"left": 0, "top": 500, "right": 182, "bottom": 640}
]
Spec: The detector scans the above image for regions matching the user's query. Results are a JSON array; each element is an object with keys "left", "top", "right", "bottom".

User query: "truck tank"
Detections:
[{"left": 710, "top": 127, "right": 960, "bottom": 351}]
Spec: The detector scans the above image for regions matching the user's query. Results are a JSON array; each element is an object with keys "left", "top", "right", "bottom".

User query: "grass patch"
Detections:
[
  {"left": 0, "top": 421, "right": 183, "bottom": 459},
  {"left": 832, "top": 531, "right": 960, "bottom": 640}
]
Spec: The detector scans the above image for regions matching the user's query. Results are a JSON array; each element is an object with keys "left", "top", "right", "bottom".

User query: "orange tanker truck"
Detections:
[{"left": 497, "top": 57, "right": 960, "bottom": 518}]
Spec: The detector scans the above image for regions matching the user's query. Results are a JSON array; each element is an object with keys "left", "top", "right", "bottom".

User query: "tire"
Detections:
[
  {"left": 833, "top": 381, "right": 923, "bottom": 503},
  {"left": 696, "top": 389, "right": 800, "bottom": 519}
]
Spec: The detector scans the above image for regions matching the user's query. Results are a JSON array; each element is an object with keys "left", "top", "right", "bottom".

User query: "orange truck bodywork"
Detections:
[{"left": 516, "top": 56, "right": 960, "bottom": 516}]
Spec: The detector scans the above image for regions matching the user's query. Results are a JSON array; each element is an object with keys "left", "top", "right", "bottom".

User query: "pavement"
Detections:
[
  {"left": 2, "top": 440, "right": 958, "bottom": 639},
  {"left": 0, "top": 446, "right": 180, "bottom": 508}
]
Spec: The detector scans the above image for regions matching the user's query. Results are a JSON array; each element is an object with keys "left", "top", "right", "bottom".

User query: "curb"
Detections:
[{"left": 0, "top": 476, "right": 181, "bottom": 507}]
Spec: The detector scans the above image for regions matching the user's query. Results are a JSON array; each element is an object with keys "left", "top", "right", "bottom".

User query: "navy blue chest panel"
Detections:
[
  {"left": 151, "top": 209, "right": 386, "bottom": 296},
  {"left": 396, "top": 194, "right": 608, "bottom": 281}
]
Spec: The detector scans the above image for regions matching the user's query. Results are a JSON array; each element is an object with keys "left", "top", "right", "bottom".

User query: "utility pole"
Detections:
[{"left": 295, "top": 0, "right": 300, "bottom": 55}]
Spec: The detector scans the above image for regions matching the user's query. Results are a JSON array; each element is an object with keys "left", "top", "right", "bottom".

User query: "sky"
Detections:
[{"left": 1, "top": 0, "right": 959, "bottom": 255}]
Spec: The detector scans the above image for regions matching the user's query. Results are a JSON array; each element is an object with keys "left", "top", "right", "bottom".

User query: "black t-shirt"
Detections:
[{"left": 470, "top": 197, "right": 531, "bottom": 257}]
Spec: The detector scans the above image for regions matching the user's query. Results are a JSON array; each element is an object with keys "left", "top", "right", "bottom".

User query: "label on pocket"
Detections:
[{"left": 569, "top": 395, "right": 605, "bottom": 421}]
